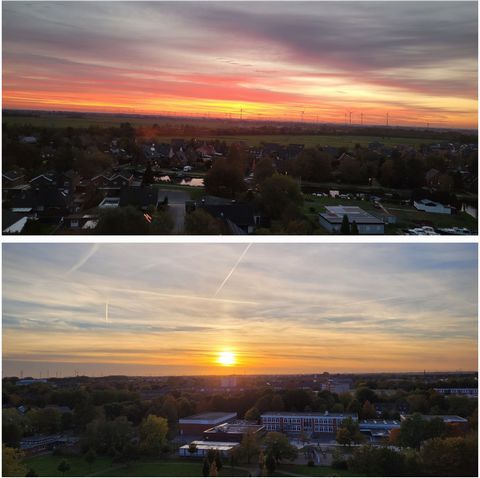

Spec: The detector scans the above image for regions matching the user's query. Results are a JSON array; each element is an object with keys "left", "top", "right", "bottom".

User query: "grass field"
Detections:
[
  {"left": 3, "top": 114, "right": 438, "bottom": 148},
  {"left": 279, "top": 464, "right": 357, "bottom": 476},
  {"left": 25, "top": 454, "right": 114, "bottom": 477},
  {"left": 303, "top": 195, "right": 477, "bottom": 233},
  {"left": 24, "top": 455, "right": 251, "bottom": 477}
]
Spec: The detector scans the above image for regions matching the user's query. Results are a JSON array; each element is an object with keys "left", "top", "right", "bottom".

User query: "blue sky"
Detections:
[{"left": 2, "top": 243, "right": 477, "bottom": 377}]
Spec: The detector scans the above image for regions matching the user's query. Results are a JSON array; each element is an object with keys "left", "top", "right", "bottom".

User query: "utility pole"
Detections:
[
  {"left": 386, "top": 112, "right": 389, "bottom": 127},
  {"left": 349, "top": 111, "right": 352, "bottom": 126}
]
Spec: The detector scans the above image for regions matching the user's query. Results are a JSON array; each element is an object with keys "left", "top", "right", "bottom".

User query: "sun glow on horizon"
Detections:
[{"left": 217, "top": 351, "right": 236, "bottom": 367}]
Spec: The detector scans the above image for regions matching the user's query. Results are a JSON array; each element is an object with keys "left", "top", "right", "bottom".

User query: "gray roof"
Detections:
[
  {"left": 262, "top": 412, "right": 358, "bottom": 419},
  {"left": 320, "top": 205, "right": 384, "bottom": 225}
]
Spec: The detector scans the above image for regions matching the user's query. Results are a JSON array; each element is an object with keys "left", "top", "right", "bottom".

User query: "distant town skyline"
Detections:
[
  {"left": 2, "top": 1, "right": 478, "bottom": 128},
  {"left": 3, "top": 243, "right": 477, "bottom": 377}
]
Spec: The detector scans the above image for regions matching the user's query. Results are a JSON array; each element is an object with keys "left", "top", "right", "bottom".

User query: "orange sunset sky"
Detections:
[
  {"left": 2, "top": 1, "right": 478, "bottom": 128},
  {"left": 2, "top": 244, "right": 477, "bottom": 377}
]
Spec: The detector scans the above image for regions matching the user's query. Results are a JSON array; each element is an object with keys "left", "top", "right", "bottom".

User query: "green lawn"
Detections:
[
  {"left": 100, "top": 462, "right": 249, "bottom": 477},
  {"left": 24, "top": 455, "right": 252, "bottom": 477},
  {"left": 279, "top": 464, "right": 358, "bottom": 477},
  {"left": 24, "top": 454, "right": 114, "bottom": 477},
  {"left": 148, "top": 134, "right": 436, "bottom": 149}
]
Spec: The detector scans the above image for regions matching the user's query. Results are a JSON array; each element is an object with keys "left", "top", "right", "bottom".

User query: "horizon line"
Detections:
[{"left": 3, "top": 108, "right": 476, "bottom": 133}]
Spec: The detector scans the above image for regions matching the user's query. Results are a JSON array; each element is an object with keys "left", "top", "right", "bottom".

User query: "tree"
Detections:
[
  {"left": 294, "top": 149, "right": 332, "bottom": 182},
  {"left": 2, "top": 445, "right": 27, "bottom": 477},
  {"left": 398, "top": 413, "right": 446, "bottom": 449},
  {"left": 96, "top": 206, "right": 151, "bottom": 235},
  {"left": 26, "top": 407, "right": 62, "bottom": 435},
  {"left": 271, "top": 394, "right": 285, "bottom": 412},
  {"left": 139, "top": 414, "right": 168, "bottom": 456},
  {"left": 348, "top": 445, "right": 407, "bottom": 476},
  {"left": 188, "top": 442, "right": 198, "bottom": 455},
  {"left": 254, "top": 157, "right": 275, "bottom": 185},
  {"left": 266, "top": 453, "right": 276, "bottom": 475},
  {"left": 350, "top": 221, "right": 359, "bottom": 235},
  {"left": 215, "top": 452, "right": 223, "bottom": 472},
  {"left": 259, "top": 174, "right": 303, "bottom": 221},
  {"left": 336, "top": 417, "right": 364, "bottom": 446},
  {"left": 238, "top": 431, "right": 260, "bottom": 464},
  {"left": 185, "top": 209, "right": 223, "bottom": 234},
  {"left": 2, "top": 420, "right": 23, "bottom": 448},
  {"left": 361, "top": 400, "right": 376, "bottom": 419},
  {"left": 209, "top": 461, "right": 218, "bottom": 477},
  {"left": 204, "top": 158, "right": 246, "bottom": 198},
  {"left": 244, "top": 407, "right": 260, "bottom": 422},
  {"left": 338, "top": 157, "right": 362, "bottom": 184},
  {"left": 84, "top": 449, "right": 96, "bottom": 471},
  {"left": 340, "top": 214, "right": 350, "bottom": 234},
  {"left": 142, "top": 162, "right": 155, "bottom": 185},
  {"left": 263, "top": 432, "right": 298, "bottom": 464},
  {"left": 202, "top": 458, "right": 210, "bottom": 477},
  {"left": 356, "top": 387, "right": 378, "bottom": 404},
  {"left": 418, "top": 434, "right": 477, "bottom": 477},
  {"left": 82, "top": 416, "right": 133, "bottom": 455},
  {"left": 57, "top": 460, "right": 70, "bottom": 477}
]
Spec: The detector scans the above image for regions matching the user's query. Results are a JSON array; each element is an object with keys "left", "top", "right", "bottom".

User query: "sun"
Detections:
[{"left": 217, "top": 351, "right": 236, "bottom": 366}]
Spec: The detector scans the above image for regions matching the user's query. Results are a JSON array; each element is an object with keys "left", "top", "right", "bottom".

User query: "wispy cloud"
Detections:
[
  {"left": 2, "top": 1, "right": 477, "bottom": 127},
  {"left": 2, "top": 243, "right": 477, "bottom": 376}
]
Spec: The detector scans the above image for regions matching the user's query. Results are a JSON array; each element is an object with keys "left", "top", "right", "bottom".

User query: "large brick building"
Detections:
[{"left": 261, "top": 411, "right": 358, "bottom": 435}]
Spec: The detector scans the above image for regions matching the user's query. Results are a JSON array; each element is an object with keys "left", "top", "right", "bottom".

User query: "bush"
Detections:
[{"left": 307, "top": 460, "right": 315, "bottom": 467}]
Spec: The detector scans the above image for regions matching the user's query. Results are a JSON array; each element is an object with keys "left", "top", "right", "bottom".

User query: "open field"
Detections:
[
  {"left": 279, "top": 464, "right": 357, "bottom": 476},
  {"left": 25, "top": 454, "right": 114, "bottom": 477},
  {"left": 3, "top": 114, "right": 439, "bottom": 148},
  {"left": 24, "top": 454, "right": 278, "bottom": 477}
]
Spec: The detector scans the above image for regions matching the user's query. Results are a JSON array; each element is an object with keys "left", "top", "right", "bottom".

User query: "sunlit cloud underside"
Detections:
[
  {"left": 2, "top": 243, "right": 477, "bottom": 377},
  {"left": 2, "top": 1, "right": 478, "bottom": 128}
]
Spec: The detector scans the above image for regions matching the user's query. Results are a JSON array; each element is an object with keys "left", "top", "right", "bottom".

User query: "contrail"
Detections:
[
  {"left": 213, "top": 243, "right": 252, "bottom": 298},
  {"left": 106, "top": 287, "right": 257, "bottom": 306},
  {"left": 66, "top": 244, "right": 100, "bottom": 276}
]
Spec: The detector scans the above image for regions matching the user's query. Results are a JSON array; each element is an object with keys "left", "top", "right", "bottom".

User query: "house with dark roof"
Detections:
[
  {"left": 119, "top": 186, "right": 160, "bottom": 211},
  {"left": 200, "top": 203, "right": 262, "bottom": 234},
  {"left": 9, "top": 185, "right": 73, "bottom": 218},
  {"left": 3, "top": 171, "right": 26, "bottom": 188},
  {"left": 2, "top": 210, "right": 29, "bottom": 234},
  {"left": 91, "top": 173, "right": 133, "bottom": 194}
]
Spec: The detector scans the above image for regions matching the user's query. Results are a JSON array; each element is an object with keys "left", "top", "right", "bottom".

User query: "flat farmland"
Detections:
[{"left": 3, "top": 114, "right": 437, "bottom": 148}]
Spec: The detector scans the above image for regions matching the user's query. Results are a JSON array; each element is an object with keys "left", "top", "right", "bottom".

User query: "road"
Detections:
[{"left": 157, "top": 188, "right": 190, "bottom": 234}]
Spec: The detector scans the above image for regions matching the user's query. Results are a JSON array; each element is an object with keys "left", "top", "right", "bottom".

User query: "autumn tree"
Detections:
[
  {"left": 259, "top": 174, "right": 303, "bottom": 221},
  {"left": 139, "top": 414, "right": 168, "bottom": 456},
  {"left": 2, "top": 445, "right": 27, "bottom": 477},
  {"left": 244, "top": 407, "right": 260, "bottom": 422},
  {"left": 263, "top": 432, "right": 298, "bottom": 464},
  {"left": 336, "top": 417, "right": 365, "bottom": 446},
  {"left": 204, "top": 158, "right": 246, "bottom": 198},
  {"left": 253, "top": 157, "right": 275, "bottom": 185},
  {"left": 185, "top": 209, "right": 223, "bottom": 234},
  {"left": 237, "top": 431, "right": 260, "bottom": 464}
]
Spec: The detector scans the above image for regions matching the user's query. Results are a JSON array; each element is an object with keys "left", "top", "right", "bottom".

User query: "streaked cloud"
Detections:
[
  {"left": 2, "top": 243, "right": 477, "bottom": 377},
  {"left": 2, "top": 1, "right": 478, "bottom": 127}
]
